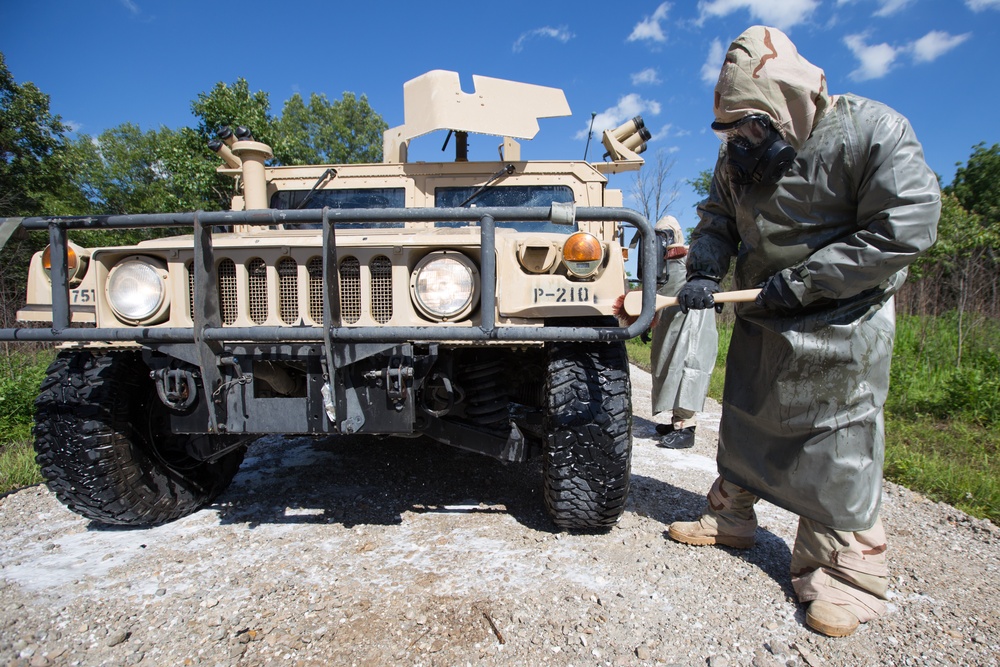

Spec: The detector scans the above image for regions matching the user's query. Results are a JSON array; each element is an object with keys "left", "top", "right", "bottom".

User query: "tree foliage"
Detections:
[
  {"left": 191, "top": 78, "right": 275, "bottom": 148},
  {"left": 275, "top": 92, "right": 386, "bottom": 165},
  {"left": 689, "top": 169, "right": 714, "bottom": 199},
  {"left": 946, "top": 142, "right": 1000, "bottom": 229},
  {"left": 0, "top": 52, "right": 68, "bottom": 216}
]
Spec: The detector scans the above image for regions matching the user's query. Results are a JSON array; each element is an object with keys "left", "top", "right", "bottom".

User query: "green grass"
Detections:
[
  {"left": 0, "top": 437, "right": 43, "bottom": 494},
  {"left": 884, "top": 416, "right": 998, "bottom": 523},
  {"left": 626, "top": 313, "right": 999, "bottom": 524},
  {"left": 0, "top": 348, "right": 50, "bottom": 495}
]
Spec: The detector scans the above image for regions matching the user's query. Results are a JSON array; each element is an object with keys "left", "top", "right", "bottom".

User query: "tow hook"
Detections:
[
  {"left": 151, "top": 368, "right": 199, "bottom": 410},
  {"left": 385, "top": 355, "right": 413, "bottom": 408}
]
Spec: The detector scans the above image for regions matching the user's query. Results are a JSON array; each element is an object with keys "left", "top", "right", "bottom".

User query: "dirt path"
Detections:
[{"left": 1, "top": 366, "right": 997, "bottom": 666}]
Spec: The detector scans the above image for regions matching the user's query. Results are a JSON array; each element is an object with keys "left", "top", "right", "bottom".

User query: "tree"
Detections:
[
  {"left": 191, "top": 78, "right": 275, "bottom": 148},
  {"left": 0, "top": 52, "right": 68, "bottom": 216},
  {"left": 630, "top": 149, "right": 680, "bottom": 223},
  {"left": 274, "top": 92, "right": 387, "bottom": 165},
  {"left": 63, "top": 123, "right": 181, "bottom": 215},
  {"left": 689, "top": 169, "right": 714, "bottom": 199},
  {"left": 947, "top": 142, "right": 1000, "bottom": 229}
]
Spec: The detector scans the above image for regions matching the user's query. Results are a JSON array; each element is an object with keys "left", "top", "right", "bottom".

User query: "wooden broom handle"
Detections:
[{"left": 622, "top": 288, "right": 761, "bottom": 317}]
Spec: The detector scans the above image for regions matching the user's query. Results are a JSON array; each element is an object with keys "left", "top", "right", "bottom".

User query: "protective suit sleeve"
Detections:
[
  {"left": 780, "top": 106, "right": 940, "bottom": 306},
  {"left": 687, "top": 152, "right": 741, "bottom": 282}
]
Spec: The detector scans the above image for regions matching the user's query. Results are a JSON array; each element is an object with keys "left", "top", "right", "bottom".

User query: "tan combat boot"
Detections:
[
  {"left": 668, "top": 513, "right": 756, "bottom": 549},
  {"left": 805, "top": 601, "right": 860, "bottom": 637},
  {"left": 667, "top": 477, "right": 758, "bottom": 549}
]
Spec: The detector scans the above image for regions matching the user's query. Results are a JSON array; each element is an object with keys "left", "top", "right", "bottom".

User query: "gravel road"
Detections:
[{"left": 1, "top": 365, "right": 997, "bottom": 667}]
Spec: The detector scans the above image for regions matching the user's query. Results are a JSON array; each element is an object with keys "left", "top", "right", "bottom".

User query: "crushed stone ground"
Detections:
[{"left": 1, "top": 365, "right": 997, "bottom": 666}]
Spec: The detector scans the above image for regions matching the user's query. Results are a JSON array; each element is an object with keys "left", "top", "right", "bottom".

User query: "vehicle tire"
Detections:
[
  {"left": 543, "top": 341, "right": 632, "bottom": 532},
  {"left": 33, "top": 349, "right": 247, "bottom": 526}
]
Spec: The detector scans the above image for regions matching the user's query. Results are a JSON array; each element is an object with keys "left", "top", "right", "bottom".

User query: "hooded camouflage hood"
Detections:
[{"left": 713, "top": 26, "right": 832, "bottom": 151}]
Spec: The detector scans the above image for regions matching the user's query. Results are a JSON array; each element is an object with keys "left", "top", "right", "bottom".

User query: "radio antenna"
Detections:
[{"left": 583, "top": 112, "right": 597, "bottom": 161}]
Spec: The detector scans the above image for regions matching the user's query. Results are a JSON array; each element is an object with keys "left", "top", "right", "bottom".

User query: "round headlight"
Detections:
[
  {"left": 106, "top": 257, "right": 167, "bottom": 323},
  {"left": 562, "top": 232, "right": 605, "bottom": 278},
  {"left": 411, "top": 252, "right": 479, "bottom": 321}
]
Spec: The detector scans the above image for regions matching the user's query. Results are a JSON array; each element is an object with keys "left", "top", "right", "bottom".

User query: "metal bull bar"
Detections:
[{"left": 0, "top": 206, "right": 660, "bottom": 344}]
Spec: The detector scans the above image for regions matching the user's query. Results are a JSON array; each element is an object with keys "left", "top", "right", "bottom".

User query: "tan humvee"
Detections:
[{"left": 2, "top": 70, "right": 662, "bottom": 532}]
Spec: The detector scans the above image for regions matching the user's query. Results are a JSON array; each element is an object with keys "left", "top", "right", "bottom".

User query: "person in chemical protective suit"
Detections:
[
  {"left": 667, "top": 26, "right": 940, "bottom": 637},
  {"left": 649, "top": 215, "right": 718, "bottom": 449}
]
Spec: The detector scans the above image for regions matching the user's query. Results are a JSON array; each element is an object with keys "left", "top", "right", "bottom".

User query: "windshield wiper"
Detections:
[
  {"left": 295, "top": 168, "right": 337, "bottom": 209},
  {"left": 457, "top": 164, "right": 516, "bottom": 207}
]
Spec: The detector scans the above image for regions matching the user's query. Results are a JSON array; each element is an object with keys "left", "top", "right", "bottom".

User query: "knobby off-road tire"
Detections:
[
  {"left": 33, "top": 350, "right": 246, "bottom": 526},
  {"left": 543, "top": 341, "right": 632, "bottom": 532}
]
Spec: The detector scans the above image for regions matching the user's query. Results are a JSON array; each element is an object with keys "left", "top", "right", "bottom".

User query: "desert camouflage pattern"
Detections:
[{"left": 712, "top": 25, "right": 831, "bottom": 151}]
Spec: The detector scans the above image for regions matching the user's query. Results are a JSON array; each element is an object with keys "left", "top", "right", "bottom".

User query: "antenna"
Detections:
[{"left": 583, "top": 112, "right": 596, "bottom": 161}]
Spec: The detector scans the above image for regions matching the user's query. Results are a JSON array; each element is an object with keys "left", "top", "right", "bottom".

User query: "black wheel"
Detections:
[
  {"left": 543, "top": 341, "right": 632, "bottom": 531},
  {"left": 33, "top": 349, "right": 246, "bottom": 526}
]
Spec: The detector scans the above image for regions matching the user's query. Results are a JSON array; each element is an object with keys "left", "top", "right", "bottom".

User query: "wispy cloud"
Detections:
[
  {"left": 696, "top": 0, "right": 820, "bottom": 32},
  {"left": 844, "top": 30, "right": 971, "bottom": 80},
  {"left": 575, "top": 94, "right": 662, "bottom": 140},
  {"left": 512, "top": 26, "right": 574, "bottom": 53},
  {"left": 911, "top": 30, "right": 971, "bottom": 62},
  {"left": 700, "top": 38, "right": 726, "bottom": 85},
  {"left": 966, "top": 0, "right": 1000, "bottom": 9},
  {"left": 120, "top": 0, "right": 139, "bottom": 14},
  {"left": 873, "top": 0, "right": 914, "bottom": 16},
  {"left": 628, "top": 3, "right": 671, "bottom": 43},
  {"left": 631, "top": 68, "right": 662, "bottom": 86},
  {"left": 650, "top": 123, "right": 675, "bottom": 142}
]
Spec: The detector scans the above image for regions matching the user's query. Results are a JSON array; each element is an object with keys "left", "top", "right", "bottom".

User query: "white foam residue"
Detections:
[{"left": 0, "top": 506, "right": 222, "bottom": 595}]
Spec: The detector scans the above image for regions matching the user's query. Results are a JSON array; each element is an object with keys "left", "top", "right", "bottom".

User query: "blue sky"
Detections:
[{"left": 2, "top": 0, "right": 998, "bottom": 231}]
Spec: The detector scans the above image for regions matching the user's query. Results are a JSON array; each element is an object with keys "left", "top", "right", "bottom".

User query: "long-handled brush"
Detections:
[{"left": 611, "top": 288, "right": 761, "bottom": 326}]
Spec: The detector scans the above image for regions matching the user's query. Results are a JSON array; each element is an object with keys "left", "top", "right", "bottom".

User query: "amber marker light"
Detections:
[
  {"left": 561, "top": 232, "right": 604, "bottom": 278},
  {"left": 42, "top": 244, "right": 79, "bottom": 272},
  {"left": 42, "top": 243, "right": 89, "bottom": 286}
]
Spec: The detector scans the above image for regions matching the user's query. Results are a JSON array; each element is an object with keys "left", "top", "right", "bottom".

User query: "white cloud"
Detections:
[
  {"left": 966, "top": 0, "right": 1000, "bottom": 9},
  {"left": 910, "top": 30, "right": 971, "bottom": 63},
  {"left": 65, "top": 120, "right": 83, "bottom": 134},
  {"left": 844, "top": 33, "right": 901, "bottom": 80},
  {"left": 575, "top": 94, "right": 662, "bottom": 140},
  {"left": 628, "top": 3, "right": 671, "bottom": 43},
  {"left": 845, "top": 29, "right": 971, "bottom": 80},
  {"left": 696, "top": 0, "right": 820, "bottom": 32},
  {"left": 873, "top": 0, "right": 914, "bottom": 16},
  {"left": 512, "top": 26, "right": 574, "bottom": 53},
  {"left": 631, "top": 68, "right": 662, "bottom": 85},
  {"left": 700, "top": 38, "right": 726, "bottom": 85},
  {"left": 650, "top": 123, "right": 674, "bottom": 141},
  {"left": 120, "top": 0, "right": 139, "bottom": 14}
]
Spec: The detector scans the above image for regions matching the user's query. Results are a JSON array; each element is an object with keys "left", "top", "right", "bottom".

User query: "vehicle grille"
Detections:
[{"left": 186, "top": 254, "right": 397, "bottom": 326}]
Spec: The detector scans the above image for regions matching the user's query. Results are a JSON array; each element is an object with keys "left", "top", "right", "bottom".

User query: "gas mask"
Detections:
[{"left": 712, "top": 114, "right": 796, "bottom": 186}]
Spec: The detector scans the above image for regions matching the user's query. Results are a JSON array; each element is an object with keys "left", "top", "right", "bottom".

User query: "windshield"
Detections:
[
  {"left": 269, "top": 184, "right": 576, "bottom": 232},
  {"left": 435, "top": 185, "right": 575, "bottom": 233},
  {"left": 271, "top": 188, "right": 407, "bottom": 229}
]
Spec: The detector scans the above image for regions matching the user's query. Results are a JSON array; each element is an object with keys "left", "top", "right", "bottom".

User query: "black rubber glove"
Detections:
[
  {"left": 677, "top": 277, "right": 721, "bottom": 313},
  {"left": 755, "top": 273, "right": 802, "bottom": 312}
]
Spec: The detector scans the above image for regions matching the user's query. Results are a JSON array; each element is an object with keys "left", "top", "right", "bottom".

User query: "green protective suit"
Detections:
[
  {"left": 650, "top": 257, "right": 717, "bottom": 420},
  {"left": 650, "top": 217, "right": 717, "bottom": 421},
  {"left": 689, "top": 27, "right": 940, "bottom": 531}
]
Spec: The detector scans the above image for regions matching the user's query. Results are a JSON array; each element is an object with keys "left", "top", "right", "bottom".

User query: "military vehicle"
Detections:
[{"left": 0, "top": 70, "right": 662, "bottom": 532}]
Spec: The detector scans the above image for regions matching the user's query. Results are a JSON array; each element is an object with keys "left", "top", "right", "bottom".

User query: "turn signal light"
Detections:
[
  {"left": 42, "top": 245, "right": 79, "bottom": 272},
  {"left": 562, "top": 232, "right": 604, "bottom": 278}
]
